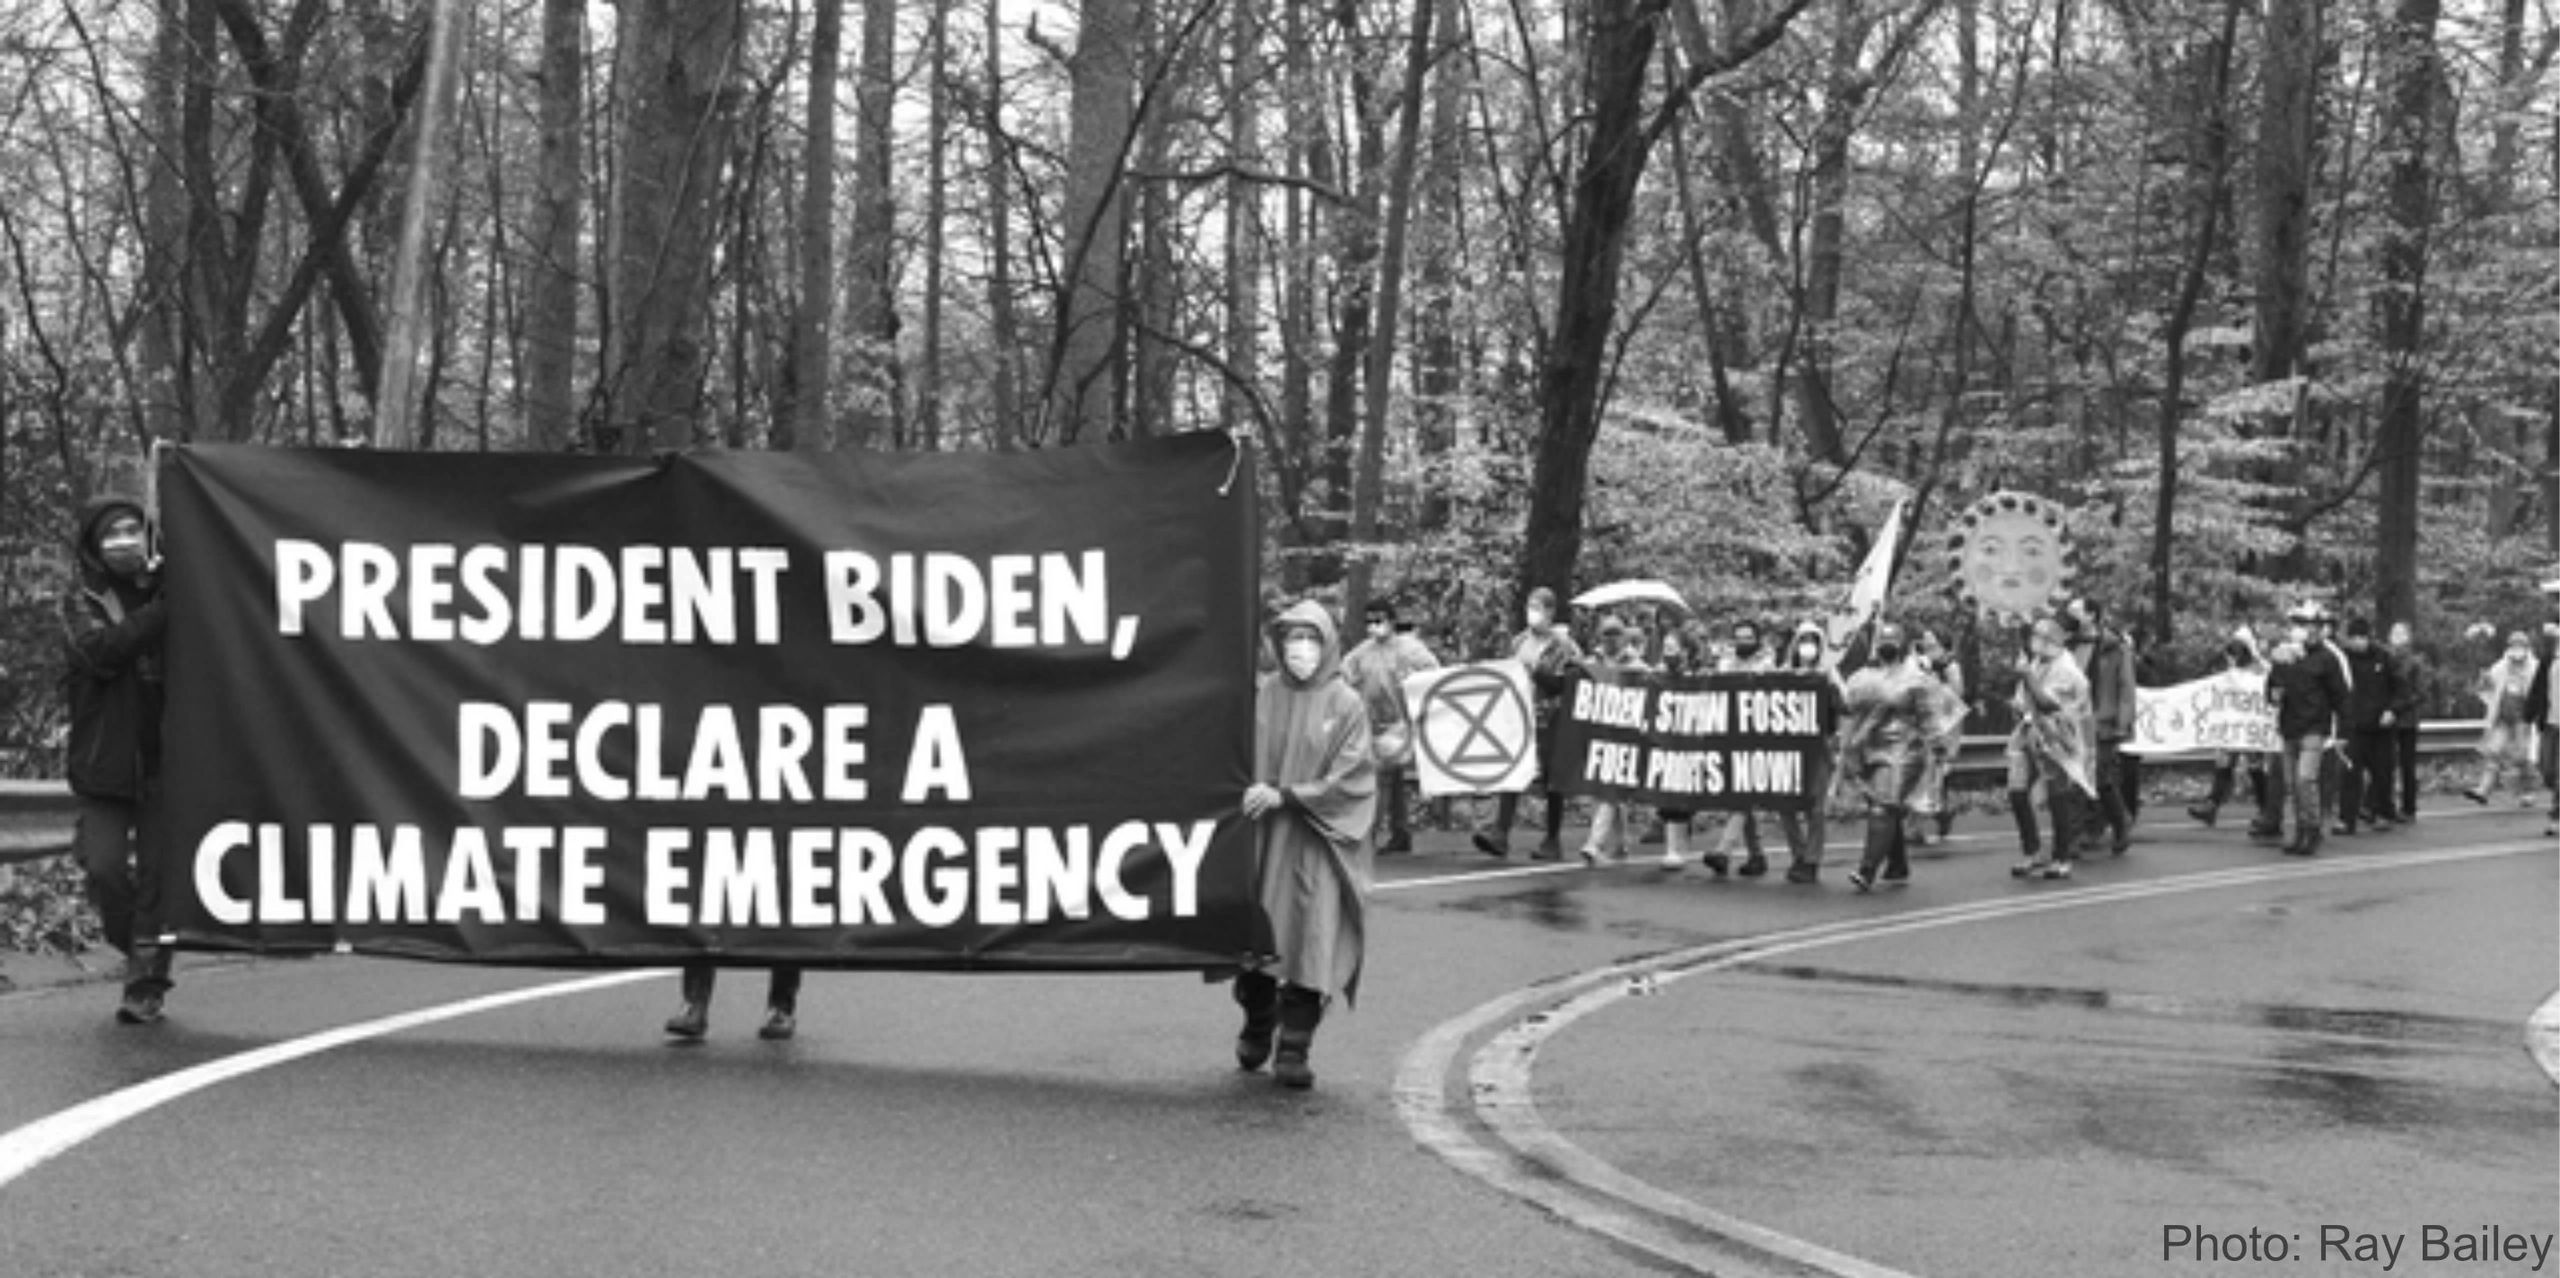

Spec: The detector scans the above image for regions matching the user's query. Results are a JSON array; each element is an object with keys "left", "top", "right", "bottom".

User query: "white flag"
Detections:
[{"left": 1842, "top": 496, "right": 1908, "bottom": 632}]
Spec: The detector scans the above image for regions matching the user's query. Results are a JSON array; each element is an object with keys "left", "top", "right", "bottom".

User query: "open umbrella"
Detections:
[{"left": 1571, "top": 579, "right": 1690, "bottom": 612}]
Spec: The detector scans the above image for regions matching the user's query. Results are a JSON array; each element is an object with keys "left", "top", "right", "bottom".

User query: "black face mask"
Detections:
[
  {"left": 1734, "top": 641, "right": 1760, "bottom": 658},
  {"left": 1874, "top": 644, "right": 1904, "bottom": 665}
]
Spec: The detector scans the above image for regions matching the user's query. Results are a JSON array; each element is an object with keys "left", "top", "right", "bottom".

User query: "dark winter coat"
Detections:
[
  {"left": 2340, "top": 645, "right": 2399, "bottom": 732},
  {"left": 2264, "top": 649, "right": 2347, "bottom": 743},
  {"left": 60, "top": 496, "right": 167, "bottom": 801}
]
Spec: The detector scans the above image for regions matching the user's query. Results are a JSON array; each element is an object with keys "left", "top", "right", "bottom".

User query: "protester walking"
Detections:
[
  {"left": 1706, "top": 616, "right": 1777, "bottom": 877},
  {"left": 60, "top": 494, "right": 176, "bottom": 1026},
  {"left": 2379, "top": 620, "right": 2427, "bottom": 824},
  {"left": 1577, "top": 619, "right": 1646, "bottom": 865},
  {"left": 2006, "top": 615, "right": 2095, "bottom": 880},
  {"left": 2188, "top": 628, "right": 2267, "bottom": 828},
  {"left": 2528, "top": 614, "right": 2557, "bottom": 837},
  {"left": 1474, "top": 588, "right": 1583, "bottom": 861},
  {"left": 1653, "top": 624, "right": 1707, "bottom": 871},
  {"left": 2464, "top": 631, "right": 2541, "bottom": 810},
  {"left": 1906, "top": 629, "right": 1967, "bottom": 846},
  {"left": 2061, "top": 596, "right": 2136, "bottom": 855},
  {"left": 1232, "top": 600, "right": 1376, "bottom": 1090},
  {"left": 1839, "top": 625, "right": 1960, "bottom": 891},
  {"left": 2335, "top": 616, "right": 2401, "bottom": 835},
  {"left": 2264, "top": 618, "right": 2349, "bottom": 856},
  {"left": 1341, "top": 597, "right": 1441, "bottom": 854},
  {"left": 1771, "top": 621, "right": 1844, "bottom": 884}
]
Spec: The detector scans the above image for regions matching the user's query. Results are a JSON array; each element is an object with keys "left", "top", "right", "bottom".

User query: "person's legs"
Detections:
[
  {"left": 2335, "top": 735, "right": 2367, "bottom": 833},
  {"left": 667, "top": 963, "right": 717, "bottom": 1038},
  {"left": 2006, "top": 752, "right": 2046, "bottom": 875},
  {"left": 2385, "top": 732, "right": 2406, "bottom": 819},
  {"left": 1378, "top": 765, "right": 1413, "bottom": 852},
  {"left": 1473, "top": 791, "right": 1519, "bottom": 857},
  {"left": 1232, "top": 969, "right": 1280, "bottom": 1071},
  {"left": 2285, "top": 738, "right": 2325, "bottom": 854},
  {"left": 74, "top": 796, "right": 140, "bottom": 959},
  {"left": 2251, "top": 749, "right": 2287, "bottom": 836},
  {"left": 1272, "top": 984, "right": 1326, "bottom": 1089}
]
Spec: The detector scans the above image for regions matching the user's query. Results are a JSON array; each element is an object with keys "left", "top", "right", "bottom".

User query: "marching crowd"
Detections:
[{"left": 51, "top": 475, "right": 2560, "bottom": 1092}]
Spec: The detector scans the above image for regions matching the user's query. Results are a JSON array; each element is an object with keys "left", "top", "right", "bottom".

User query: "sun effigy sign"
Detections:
[
  {"left": 156, "top": 435, "right": 1261, "bottom": 972},
  {"left": 2126, "top": 669, "right": 2280, "bottom": 756},
  {"left": 1547, "top": 671, "right": 1836, "bottom": 812},
  {"left": 1944, "top": 490, "right": 2075, "bottom": 626}
]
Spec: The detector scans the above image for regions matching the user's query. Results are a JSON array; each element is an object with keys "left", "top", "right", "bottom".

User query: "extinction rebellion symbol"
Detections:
[{"left": 1414, "top": 665, "right": 1534, "bottom": 790}]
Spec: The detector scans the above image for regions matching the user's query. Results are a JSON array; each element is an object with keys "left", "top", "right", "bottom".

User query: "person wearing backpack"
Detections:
[{"left": 59, "top": 494, "right": 175, "bottom": 1025}]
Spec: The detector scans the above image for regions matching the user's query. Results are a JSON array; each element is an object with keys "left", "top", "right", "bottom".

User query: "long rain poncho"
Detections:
[{"left": 1253, "top": 601, "right": 1378, "bottom": 1003}]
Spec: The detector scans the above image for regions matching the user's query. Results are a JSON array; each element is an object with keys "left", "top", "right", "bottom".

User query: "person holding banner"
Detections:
[
  {"left": 1235, "top": 601, "right": 1377, "bottom": 1090},
  {"left": 1771, "top": 622, "right": 1844, "bottom": 884},
  {"left": 2006, "top": 615, "right": 2095, "bottom": 880},
  {"left": 1473, "top": 588, "right": 1583, "bottom": 861},
  {"left": 60, "top": 494, "right": 178, "bottom": 1026},
  {"left": 1577, "top": 619, "right": 1645, "bottom": 865},
  {"left": 1652, "top": 624, "right": 1708, "bottom": 871},
  {"left": 666, "top": 964, "right": 803, "bottom": 1041},
  {"left": 2188, "top": 628, "right": 2268, "bottom": 827},
  {"left": 2060, "top": 597, "right": 2137, "bottom": 856},
  {"left": 1341, "top": 598, "right": 1440, "bottom": 854},
  {"left": 1706, "top": 617, "right": 1776, "bottom": 877}
]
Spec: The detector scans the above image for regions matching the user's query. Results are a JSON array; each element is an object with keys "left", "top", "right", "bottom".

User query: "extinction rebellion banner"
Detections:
[
  {"left": 156, "top": 435, "right": 1262, "bottom": 971},
  {"left": 1548, "top": 670, "right": 1836, "bottom": 812}
]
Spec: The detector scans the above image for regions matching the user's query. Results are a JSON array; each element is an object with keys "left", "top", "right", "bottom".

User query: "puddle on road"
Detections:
[{"left": 1432, "top": 883, "right": 1590, "bottom": 932}]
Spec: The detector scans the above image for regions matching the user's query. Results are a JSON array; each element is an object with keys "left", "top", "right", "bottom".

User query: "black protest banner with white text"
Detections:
[
  {"left": 157, "top": 436, "right": 1261, "bottom": 971},
  {"left": 1549, "top": 670, "right": 1835, "bottom": 812}
]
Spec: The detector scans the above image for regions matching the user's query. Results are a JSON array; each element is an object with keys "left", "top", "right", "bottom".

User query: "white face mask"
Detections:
[
  {"left": 98, "top": 524, "right": 149, "bottom": 575},
  {"left": 1526, "top": 608, "right": 1552, "bottom": 631},
  {"left": 1283, "top": 636, "right": 1323, "bottom": 681}
]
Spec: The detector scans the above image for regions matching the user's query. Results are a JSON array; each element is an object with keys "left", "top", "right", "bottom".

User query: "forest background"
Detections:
[{"left": 0, "top": 0, "right": 2555, "bottom": 778}]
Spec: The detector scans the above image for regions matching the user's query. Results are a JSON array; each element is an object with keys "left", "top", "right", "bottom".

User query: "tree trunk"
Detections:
[
  {"left": 1518, "top": 0, "right": 1655, "bottom": 598},
  {"left": 1409, "top": 0, "right": 1463, "bottom": 531},
  {"left": 920, "top": 0, "right": 949, "bottom": 450},
  {"left": 1221, "top": 0, "right": 1264, "bottom": 441},
  {"left": 2372, "top": 0, "right": 2441, "bottom": 629},
  {"left": 1045, "top": 0, "right": 1140, "bottom": 446},
  {"left": 841, "top": 0, "right": 899, "bottom": 449},
  {"left": 983, "top": 0, "right": 1022, "bottom": 450},
  {"left": 1346, "top": 0, "right": 1439, "bottom": 617},
  {"left": 520, "top": 0, "right": 585, "bottom": 451},
  {"left": 600, "top": 0, "right": 741, "bottom": 455},
  {"left": 2149, "top": 0, "right": 2241, "bottom": 639},
  {"left": 782, "top": 0, "right": 842, "bottom": 453},
  {"left": 2252, "top": 0, "right": 2318, "bottom": 386}
]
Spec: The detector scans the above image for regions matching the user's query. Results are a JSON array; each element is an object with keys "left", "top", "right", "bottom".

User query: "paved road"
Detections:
[{"left": 1, "top": 804, "right": 2551, "bottom": 1278}]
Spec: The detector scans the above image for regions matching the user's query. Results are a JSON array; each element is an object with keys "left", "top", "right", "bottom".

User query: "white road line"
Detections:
[
  {"left": 1400, "top": 839, "right": 2553, "bottom": 1278},
  {"left": 0, "top": 968, "right": 663, "bottom": 1190}
]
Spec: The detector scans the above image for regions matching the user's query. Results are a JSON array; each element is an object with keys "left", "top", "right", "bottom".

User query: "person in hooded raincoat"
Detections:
[
  {"left": 1837, "top": 624, "right": 1964, "bottom": 891},
  {"left": 59, "top": 494, "right": 176, "bottom": 1024},
  {"left": 2006, "top": 613, "right": 2096, "bottom": 879},
  {"left": 1232, "top": 600, "right": 1377, "bottom": 1090}
]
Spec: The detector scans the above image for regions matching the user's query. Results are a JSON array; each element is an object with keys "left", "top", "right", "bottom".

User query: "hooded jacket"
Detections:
[
  {"left": 60, "top": 495, "right": 168, "bottom": 800},
  {"left": 1254, "top": 602, "right": 1377, "bottom": 1002}
]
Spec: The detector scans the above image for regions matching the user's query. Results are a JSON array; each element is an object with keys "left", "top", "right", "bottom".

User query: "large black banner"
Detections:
[
  {"left": 157, "top": 435, "right": 1261, "bottom": 970},
  {"left": 1548, "top": 670, "right": 1836, "bottom": 812}
]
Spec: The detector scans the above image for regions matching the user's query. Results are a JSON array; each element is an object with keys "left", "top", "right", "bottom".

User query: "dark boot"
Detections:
[
  {"left": 2008, "top": 789, "right": 2045, "bottom": 876},
  {"left": 1232, "top": 970, "right": 1280, "bottom": 1071},
  {"left": 2189, "top": 764, "right": 2233, "bottom": 826},
  {"left": 1848, "top": 811, "right": 1896, "bottom": 892},
  {"left": 1533, "top": 796, "right": 1566, "bottom": 861},
  {"left": 1272, "top": 985, "right": 1325, "bottom": 1090},
  {"left": 114, "top": 943, "right": 174, "bottom": 1025},
  {"left": 666, "top": 964, "right": 716, "bottom": 1038}
]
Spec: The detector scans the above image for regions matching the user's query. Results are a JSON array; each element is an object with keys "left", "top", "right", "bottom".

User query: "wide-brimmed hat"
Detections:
[{"left": 2284, "top": 599, "right": 2330, "bottom": 623}]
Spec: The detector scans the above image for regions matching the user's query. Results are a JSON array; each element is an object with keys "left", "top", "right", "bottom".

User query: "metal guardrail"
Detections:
[
  {"left": 0, "top": 720, "right": 2514, "bottom": 866},
  {"left": 1944, "top": 719, "right": 2491, "bottom": 779}
]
